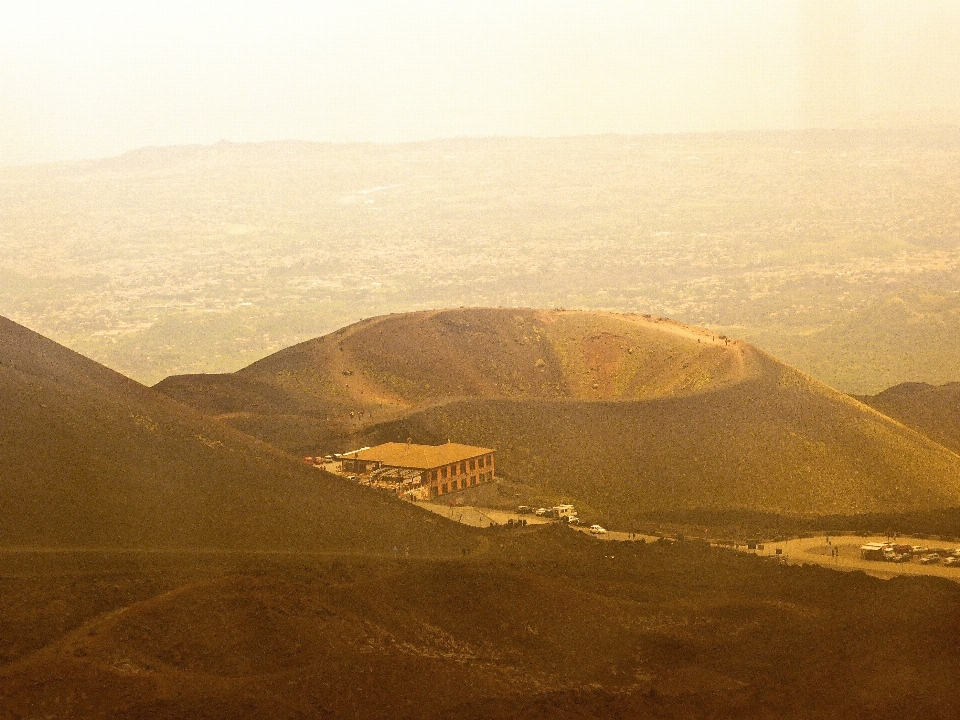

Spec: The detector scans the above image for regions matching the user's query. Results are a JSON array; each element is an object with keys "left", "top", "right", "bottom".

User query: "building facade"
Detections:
[{"left": 340, "top": 441, "right": 495, "bottom": 498}]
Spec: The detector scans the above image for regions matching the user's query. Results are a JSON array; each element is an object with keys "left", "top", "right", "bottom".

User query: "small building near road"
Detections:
[{"left": 339, "top": 441, "right": 495, "bottom": 499}]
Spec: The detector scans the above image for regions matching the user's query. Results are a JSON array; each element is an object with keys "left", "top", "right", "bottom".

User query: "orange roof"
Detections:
[{"left": 350, "top": 442, "right": 493, "bottom": 470}]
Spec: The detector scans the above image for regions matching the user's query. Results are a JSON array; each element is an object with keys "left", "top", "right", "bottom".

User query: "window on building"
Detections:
[
  {"left": 445, "top": 483, "right": 450, "bottom": 494},
  {"left": 441, "top": 466, "right": 448, "bottom": 479},
  {"left": 469, "top": 459, "right": 475, "bottom": 471}
]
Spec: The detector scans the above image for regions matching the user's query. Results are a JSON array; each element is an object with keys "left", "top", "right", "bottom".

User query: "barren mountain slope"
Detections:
[
  {"left": 0, "top": 316, "right": 474, "bottom": 552},
  {"left": 237, "top": 308, "right": 746, "bottom": 404},
  {"left": 857, "top": 382, "right": 960, "bottom": 456},
  {"left": 2, "top": 531, "right": 959, "bottom": 720},
  {"left": 363, "top": 352, "right": 960, "bottom": 519},
  {"left": 157, "top": 308, "right": 960, "bottom": 518}
]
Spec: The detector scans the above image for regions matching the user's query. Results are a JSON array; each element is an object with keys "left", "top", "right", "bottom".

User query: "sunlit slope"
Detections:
[
  {"left": 237, "top": 308, "right": 746, "bottom": 404},
  {"left": 360, "top": 351, "right": 960, "bottom": 518},
  {"left": 857, "top": 381, "right": 960, "bottom": 456},
  {"left": 157, "top": 308, "right": 960, "bottom": 517},
  {"left": 0, "top": 316, "right": 473, "bottom": 551},
  {"left": 157, "top": 308, "right": 750, "bottom": 454}
]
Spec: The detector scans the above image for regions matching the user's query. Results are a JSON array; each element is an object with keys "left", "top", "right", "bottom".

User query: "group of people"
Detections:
[{"left": 826, "top": 536, "right": 840, "bottom": 560}]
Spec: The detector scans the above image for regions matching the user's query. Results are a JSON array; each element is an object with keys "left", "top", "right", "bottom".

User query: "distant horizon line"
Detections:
[{"left": 5, "top": 123, "right": 960, "bottom": 170}]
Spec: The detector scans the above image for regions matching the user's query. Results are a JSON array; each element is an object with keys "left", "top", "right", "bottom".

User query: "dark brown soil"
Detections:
[
  {"left": 1, "top": 527, "right": 958, "bottom": 719},
  {"left": 6, "top": 311, "right": 960, "bottom": 718},
  {"left": 0, "top": 315, "right": 476, "bottom": 553},
  {"left": 359, "top": 356, "right": 960, "bottom": 520}
]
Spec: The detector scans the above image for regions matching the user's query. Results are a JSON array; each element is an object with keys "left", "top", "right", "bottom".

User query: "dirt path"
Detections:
[
  {"left": 608, "top": 310, "right": 754, "bottom": 382},
  {"left": 538, "top": 517, "right": 960, "bottom": 583},
  {"left": 418, "top": 503, "right": 552, "bottom": 528},
  {"left": 584, "top": 529, "right": 960, "bottom": 584}
]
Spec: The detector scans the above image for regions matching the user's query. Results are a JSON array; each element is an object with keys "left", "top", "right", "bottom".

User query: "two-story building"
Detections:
[{"left": 340, "top": 441, "right": 495, "bottom": 498}]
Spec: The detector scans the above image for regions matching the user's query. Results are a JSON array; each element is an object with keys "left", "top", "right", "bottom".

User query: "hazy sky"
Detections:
[{"left": 2, "top": 0, "right": 959, "bottom": 165}]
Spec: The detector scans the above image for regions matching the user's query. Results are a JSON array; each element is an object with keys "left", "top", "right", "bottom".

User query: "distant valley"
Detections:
[{"left": 3, "top": 130, "right": 960, "bottom": 392}]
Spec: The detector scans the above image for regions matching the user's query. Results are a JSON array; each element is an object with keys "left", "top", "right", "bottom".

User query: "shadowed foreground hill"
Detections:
[
  {"left": 0, "top": 316, "right": 474, "bottom": 552},
  {"left": 157, "top": 308, "right": 960, "bottom": 520},
  {"left": 1, "top": 529, "right": 959, "bottom": 720},
  {"left": 857, "top": 382, "right": 960, "bottom": 457}
]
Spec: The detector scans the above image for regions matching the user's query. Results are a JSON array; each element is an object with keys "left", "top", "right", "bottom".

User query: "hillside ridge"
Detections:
[
  {"left": 0, "top": 314, "right": 476, "bottom": 552},
  {"left": 156, "top": 308, "right": 960, "bottom": 519}
]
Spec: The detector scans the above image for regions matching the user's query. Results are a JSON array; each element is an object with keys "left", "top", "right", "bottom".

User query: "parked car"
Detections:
[
  {"left": 534, "top": 508, "right": 549, "bottom": 516},
  {"left": 589, "top": 525, "right": 607, "bottom": 535},
  {"left": 517, "top": 506, "right": 534, "bottom": 514},
  {"left": 911, "top": 546, "right": 927, "bottom": 554},
  {"left": 944, "top": 556, "right": 960, "bottom": 567},
  {"left": 566, "top": 516, "right": 580, "bottom": 525},
  {"left": 920, "top": 553, "right": 941, "bottom": 565}
]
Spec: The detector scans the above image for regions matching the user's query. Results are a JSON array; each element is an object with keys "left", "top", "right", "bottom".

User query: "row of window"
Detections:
[
  {"left": 433, "top": 471, "right": 494, "bottom": 496},
  {"left": 431, "top": 455, "right": 492, "bottom": 482}
]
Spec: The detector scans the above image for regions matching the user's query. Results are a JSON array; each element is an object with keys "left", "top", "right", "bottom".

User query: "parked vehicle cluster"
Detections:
[{"left": 860, "top": 542, "right": 960, "bottom": 566}]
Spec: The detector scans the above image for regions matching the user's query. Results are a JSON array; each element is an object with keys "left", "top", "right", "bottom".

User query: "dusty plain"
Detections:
[{"left": 3, "top": 130, "right": 960, "bottom": 393}]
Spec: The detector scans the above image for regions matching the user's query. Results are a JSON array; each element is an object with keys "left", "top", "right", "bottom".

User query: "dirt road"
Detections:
[
  {"left": 576, "top": 526, "right": 960, "bottom": 583},
  {"left": 419, "top": 504, "right": 960, "bottom": 584},
  {"left": 418, "top": 503, "right": 552, "bottom": 528}
]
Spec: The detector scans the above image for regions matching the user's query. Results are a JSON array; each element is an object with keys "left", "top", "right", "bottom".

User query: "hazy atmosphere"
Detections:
[
  {"left": 3, "top": 1, "right": 960, "bottom": 165},
  {"left": 4, "top": 4, "right": 960, "bottom": 719},
  {"left": 4, "top": 2, "right": 960, "bottom": 393}
]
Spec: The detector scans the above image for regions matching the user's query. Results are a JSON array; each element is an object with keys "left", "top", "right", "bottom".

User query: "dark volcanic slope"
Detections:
[
  {"left": 4, "top": 532, "right": 960, "bottom": 719},
  {"left": 157, "top": 308, "right": 960, "bottom": 518},
  {"left": 857, "top": 381, "right": 960, "bottom": 456},
  {"left": 0, "top": 316, "right": 474, "bottom": 551},
  {"left": 363, "top": 355, "right": 960, "bottom": 521}
]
